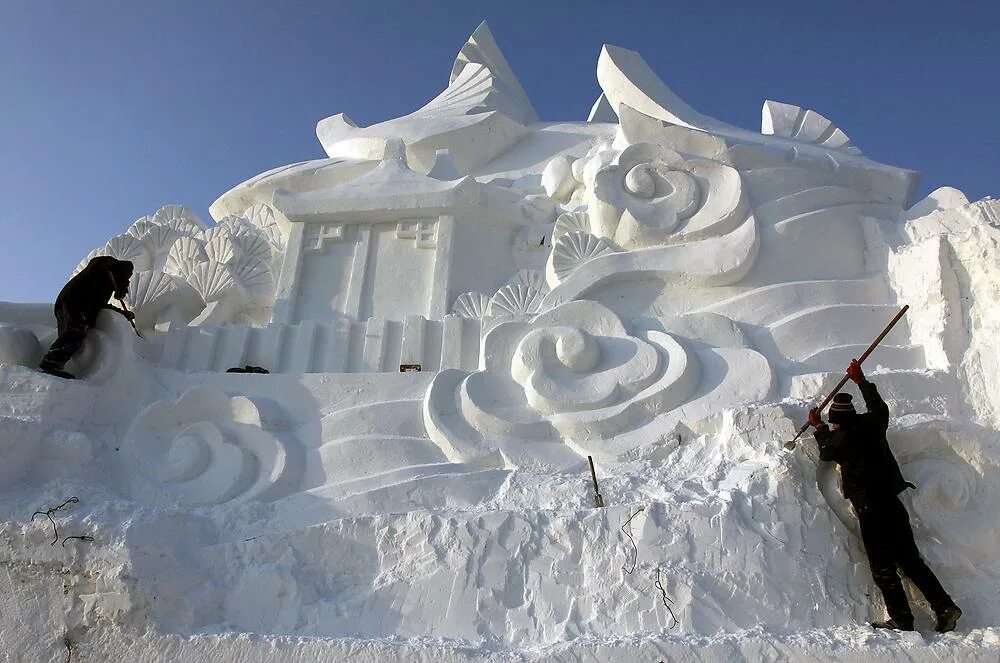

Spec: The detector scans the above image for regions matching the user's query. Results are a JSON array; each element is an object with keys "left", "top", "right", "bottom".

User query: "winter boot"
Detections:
[
  {"left": 935, "top": 605, "right": 962, "bottom": 633},
  {"left": 38, "top": 362, "right": 77, "bottom": 380},
  {"left": 870, "top": 618, "right": 914, "bottom": 631}
]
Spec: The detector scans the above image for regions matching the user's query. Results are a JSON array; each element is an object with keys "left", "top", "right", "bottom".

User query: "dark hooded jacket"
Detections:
[
  {"left": 813, "top": 379, "right": 911, "bottom": 508},
  {"left": 55, "top": 256, "right": 134, "bottom": 326}
]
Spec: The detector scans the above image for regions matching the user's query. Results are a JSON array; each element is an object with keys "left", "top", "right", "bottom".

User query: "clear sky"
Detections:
[{"left": 2, "top": 1, "right": 997, "bottom": 302}]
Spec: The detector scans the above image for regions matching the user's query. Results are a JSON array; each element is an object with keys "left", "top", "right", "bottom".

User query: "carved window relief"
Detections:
[
  {"left": 395, "top": 219, "right": 437, "bottom": 249},
  {"left": 304, "top": 223, "right": 345, "bottom": 253}
]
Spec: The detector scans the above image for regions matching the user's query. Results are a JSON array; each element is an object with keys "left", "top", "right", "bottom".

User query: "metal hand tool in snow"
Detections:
[
  {"left": 588, "top": 455, "right": 605, "bottom": 507},
  {"left": 784, "top": 305, "right": 909, "bottom": 450},
  {"left": 116, "top": 297, "right": 144, "bottom": 339}
]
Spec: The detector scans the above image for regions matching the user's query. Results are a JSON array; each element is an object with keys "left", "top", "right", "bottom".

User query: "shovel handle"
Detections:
[{"left": 788, "top": 305, "right": 908, "bottom": 446}]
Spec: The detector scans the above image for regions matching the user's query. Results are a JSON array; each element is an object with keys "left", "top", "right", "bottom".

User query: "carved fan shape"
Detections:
[
  {"left": 185, "top": 262, "right": 236, "bottom": 302},
  {"left": 231, "top": 258, "right": 273, "bottom": 297},
  {"left": 204, "top": 231, "right": 238, "bottom": 265},
  {"left": 488, "top": 283, "right": 544, "bottom": 317},
  {"left": 153, "top": 204, "right": 206, "bottom": 235},
  {"left": 552, "top": 210, "right": 590, "bottom": 242},
  {"left": 452, "top": 292, "right": 491, "bottom": 319},
  {"left": 551, "top": 231, "right": 615, "bottom": 282},
  {"left": 200, "top": 223, "right": 229, "bottom": 242},
  {"left": 105, "top": 233, "right": 153, "bottom": 270},
  {"left": 215, "top": 215, "right": 248, "bottom": 235},
  {"left": 142, "top": 224, "right": 181, "bottom": 257},
  {"left": 231, "top": 229, "right": 273, "bottom": 264},
  {"left": 129, "top": 271, "right": 181, "bottom": 311},
  {"left": 242, "top": 203, "right": 285, "bottom": 250},
  {"left": 127, "top": 215, "right": 157, "bottom": 239},
  {"left": 762, "top": 100, "right": 862, "bottom": 155},
  {"left": 165, "top": 236, "right": 207, "bottom": 277},
  {"left": 72, "top": 248, "right": 104, "bottom": 277},
  {"left": 510, "top": 269, "right": 549, "bottom": 295}
]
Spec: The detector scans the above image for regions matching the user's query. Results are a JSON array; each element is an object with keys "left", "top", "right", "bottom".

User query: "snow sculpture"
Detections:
[
  {"left": 315, "top": 22, "right": 537, "bottom": 173},
  {"left": 583, "top": 142, "right": 746, "bottom": 249},
  {"left": 0, "top": 324, "right": 42, "bottom": 367},
  {"left": 76, "top": 203, "right": 283, "bottom": 331},
  {"left": 3, "top": 20, "right": 1000, "bottom": 662},
  {"left": 119, "top": 387, "right": 302, "bottom": 506},
  {"left": 427, "top": 301, "right": 706, "bottom": 468}
]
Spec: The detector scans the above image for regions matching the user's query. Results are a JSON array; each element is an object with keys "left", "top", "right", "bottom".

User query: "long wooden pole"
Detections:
[{"left": 784, "top": 305, "right": 908, "bottom": 450}]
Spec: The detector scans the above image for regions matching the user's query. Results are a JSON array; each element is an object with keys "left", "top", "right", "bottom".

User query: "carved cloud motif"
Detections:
[
  {"left": 423, "top": 300, "right": 701, "bottom": 469},
  {"left": 582, "top": 142, "right": 746, "bottom": 250},
  {"left": 119, "top": 387, "right": 302, "bottom": 506}
]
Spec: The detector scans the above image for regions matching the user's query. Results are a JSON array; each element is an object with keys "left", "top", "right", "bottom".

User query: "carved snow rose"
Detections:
[
  {"left": 586, "top": 142, "right": 744, "bottom": 249},
  {"left": 424, "top": 301, "right": 700, "bottom": 470},
  {"left": 119, "top": 387, "right": 301, "bottom": 506}
]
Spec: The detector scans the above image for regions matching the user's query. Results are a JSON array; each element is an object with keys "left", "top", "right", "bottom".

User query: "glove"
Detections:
[
  {"left": 808, "top": 408, "right": 824, "bottom": 428},
  {"left": 846, "top": 358, "right": 864, "bottom": 384}
]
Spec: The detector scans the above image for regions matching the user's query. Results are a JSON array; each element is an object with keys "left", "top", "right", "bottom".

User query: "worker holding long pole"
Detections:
[{"left": 802, "top": 309, "right": 962, "bottom": 632}]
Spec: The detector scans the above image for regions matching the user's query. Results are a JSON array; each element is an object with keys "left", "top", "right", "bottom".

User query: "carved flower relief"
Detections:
[
  {"left": 118, "top": 387, "right": 302, "bottom": 506},
  {"left": 596, "top": 145, "right": 697, "bottom": 244},
  {"left": 510, "top": 323, "right": 661, "bottom": 415},
  {"left": 591, "top": 143, "right": 725, "bottom": 249},
  {"left": 425, "top": 301, "right": 700, "bottom": 469},
  {"left": 542, "top": 142, "right": 745, "bottom": 252}
]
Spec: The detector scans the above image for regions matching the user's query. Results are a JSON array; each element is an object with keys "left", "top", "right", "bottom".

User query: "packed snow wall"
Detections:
[{"left": 2, "top": 22, "right": 999, "bottom": 662}]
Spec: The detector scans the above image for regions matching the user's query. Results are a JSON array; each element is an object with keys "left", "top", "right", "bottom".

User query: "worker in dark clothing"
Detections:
[
  {"left": 809, "top": 359, "right": 962, "bottom": 633},
  {"left": 39, "top": 256, "right": 135, "bottom": 379}
]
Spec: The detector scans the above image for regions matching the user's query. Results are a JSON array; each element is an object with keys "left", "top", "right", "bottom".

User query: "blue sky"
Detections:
[{"left": 2, "top": 1, "right": 997, "bottom": 302}]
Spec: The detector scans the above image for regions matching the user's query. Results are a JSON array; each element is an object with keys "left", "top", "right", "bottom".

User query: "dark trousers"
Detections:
[
  {"left": 856, "top": 495, "right": 954, "bottom": 624},
  {"left": 39, "top": 305, "right": 91, "bottom": 370}
]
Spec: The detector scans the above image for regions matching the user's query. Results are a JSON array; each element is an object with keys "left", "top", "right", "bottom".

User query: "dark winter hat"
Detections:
[{"left": 828, "top": 393, "right": 857, "bottom": 424}]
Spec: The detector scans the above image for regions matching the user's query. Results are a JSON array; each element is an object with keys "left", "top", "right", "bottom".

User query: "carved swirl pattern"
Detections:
[
  {"left": 578, "top": 142, "right": 744, "bottom": 249},
  {"left": 891, "top": 421, "right": 1000, "bottom": 568},
  {"left": 120, "top": 388, "right": 301, "bottom": 506},
  {"left": 511, "top": 324, "right": 660, "bottom": 415},
  {"left": 424, "top": 301, "right": 700, "bottom": 469}
]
